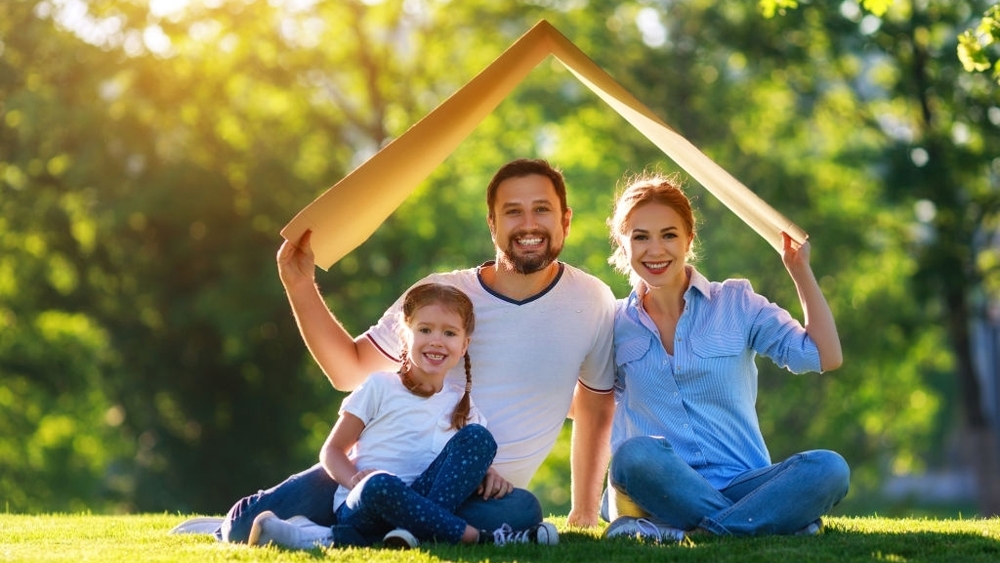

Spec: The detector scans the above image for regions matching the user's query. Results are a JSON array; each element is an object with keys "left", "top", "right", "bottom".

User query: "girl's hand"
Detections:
[
  {"left": 476, "top": 466, "right": 514, "bottom": 499},
  {"left": 348, "top": 468, "right": 377, "bottom": 489}
]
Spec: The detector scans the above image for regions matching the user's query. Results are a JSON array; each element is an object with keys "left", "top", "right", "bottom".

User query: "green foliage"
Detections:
[
  {"left": 958, "top": 4, "right": 1000, "bottom": 83},
  {"left": 2, "top": 0, "right": 997, "bottom": 518},
  {"left": 2, "top": 514, "right": 1000, "bottom": 563}
]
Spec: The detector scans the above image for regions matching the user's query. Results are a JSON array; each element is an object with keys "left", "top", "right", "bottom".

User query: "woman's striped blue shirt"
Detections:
[{"left": 611, "top": 266, "right": 822, "bottom": 489}]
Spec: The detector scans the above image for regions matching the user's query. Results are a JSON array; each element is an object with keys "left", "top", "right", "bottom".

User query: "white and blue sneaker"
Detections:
[
  {"left": 794, "top": 518, "right": 824, "bottom": 536},
  {"left": 603, "top": 516, "right": 686, "bottom": 543},
  {"left": 383, "top": 528, "right": 420, "bottom": 549},
  {"left": 489, "top": 522, "right": 559, "bottom": 545}
]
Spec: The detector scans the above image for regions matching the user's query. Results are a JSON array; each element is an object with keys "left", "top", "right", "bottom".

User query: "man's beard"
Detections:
[{"left": 497, "top": 234, "right": 562, "bottom": 275}]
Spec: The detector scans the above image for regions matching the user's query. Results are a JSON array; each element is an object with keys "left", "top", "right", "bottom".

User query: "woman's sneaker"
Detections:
[
  {"left": 794, "top": 518, "right": 824, "bottom": 536},
  {"left": 487, "top": 522, "right": 559, "bottom": 545},
  {"left": 603, "top": 516, "right": 686, "bottom": 543},
  {"left": 383, "top": 528, "right": 419, "bottom": 549}
]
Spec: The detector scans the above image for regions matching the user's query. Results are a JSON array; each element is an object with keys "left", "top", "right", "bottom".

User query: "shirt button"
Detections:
[{"left": 683, "top": 424, "right": 689, "bottom": 428}]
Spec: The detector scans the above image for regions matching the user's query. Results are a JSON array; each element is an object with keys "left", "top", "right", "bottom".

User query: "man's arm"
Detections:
[
  {"left": 566, "top": 383, "right": 614, "bottom": 527},
  {"left": 278, "top": 231, "right": 397, "bottom": 391}
]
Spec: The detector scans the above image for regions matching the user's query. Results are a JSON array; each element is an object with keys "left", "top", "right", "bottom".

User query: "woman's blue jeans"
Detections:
[
  {"left": 605, "top": 436, "right": 850, "bottom": 535},
  {"left": 220, "top": 425, "right": 542, "bottom": 543}
]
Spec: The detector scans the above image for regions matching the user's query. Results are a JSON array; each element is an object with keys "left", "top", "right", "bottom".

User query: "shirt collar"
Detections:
[
  {"left": 686, "top": 265, "right": 712, "bottom": 299},
  {"left": 625, "top": 265, "right": 713, "bottom": 317}
]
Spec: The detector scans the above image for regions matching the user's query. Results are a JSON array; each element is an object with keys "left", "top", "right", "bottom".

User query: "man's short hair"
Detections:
[{"left": 486, "top": 159, "right": 568, "bottom": 220}]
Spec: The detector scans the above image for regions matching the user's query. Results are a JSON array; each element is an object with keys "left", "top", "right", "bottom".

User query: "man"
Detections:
[{"left": 220, "top": 159, "right": 615, "bottom": 543}]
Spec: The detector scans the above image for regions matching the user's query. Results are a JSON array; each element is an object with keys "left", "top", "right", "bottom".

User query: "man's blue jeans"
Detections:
[
  {"left": 219, "top": 438, "right": 543, "bottom": 542},
  {"left": 604, "top": 436, "right": 850, "bottom": 535}
]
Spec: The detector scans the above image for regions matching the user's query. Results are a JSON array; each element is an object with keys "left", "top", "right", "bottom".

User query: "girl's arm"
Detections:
[
  {"left": 781, "top": 232, "right": 843, "bottom": 372},
  {"left": 320, "top": 412, "right": 371, "bottom": 489}
]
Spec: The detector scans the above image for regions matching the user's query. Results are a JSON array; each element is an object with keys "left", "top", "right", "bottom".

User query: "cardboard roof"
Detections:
[{"left": 281, "top": 19, "right": 806, "bottom": 270}]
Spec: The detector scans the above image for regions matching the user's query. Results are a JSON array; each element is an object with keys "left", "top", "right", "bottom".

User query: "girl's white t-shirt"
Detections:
[
  {"left": 364, "top": 263, "right": 616, "bottom": 488},
  {"left": 332, "top": 371, "right": 485, "bottom": 510}
]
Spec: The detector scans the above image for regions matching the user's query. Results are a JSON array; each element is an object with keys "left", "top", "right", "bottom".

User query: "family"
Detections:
[{"left": 217, "top": 158, "right": 850, "bottom": 549}]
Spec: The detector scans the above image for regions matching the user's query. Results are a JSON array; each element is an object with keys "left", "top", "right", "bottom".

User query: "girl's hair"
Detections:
[
  {"left": 607, "top": 172, "right": 697, "bottom": 287},
  {"left": 397, "top": 283, "right": 476, "bottom": 430}
]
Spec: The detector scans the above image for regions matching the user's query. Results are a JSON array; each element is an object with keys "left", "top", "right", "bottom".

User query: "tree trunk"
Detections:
[{"left": 949, "top": 291, "right": 1000, "bottom": 516}]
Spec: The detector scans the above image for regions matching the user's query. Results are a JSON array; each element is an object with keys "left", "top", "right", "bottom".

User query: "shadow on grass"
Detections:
[{"left": 411, "top": 527, "right": 1000, "bottom": 563}]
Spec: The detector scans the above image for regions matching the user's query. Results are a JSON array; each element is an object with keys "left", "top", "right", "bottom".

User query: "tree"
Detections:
[
  {"left": 958, "top": 3, "right": 1000, "bottom": 84},
  {"left": 3, "top": 0, "right": 989, "bottom": 518},
  {"left": 763, "top": 0, "right": 1000, "bottom": 514}
]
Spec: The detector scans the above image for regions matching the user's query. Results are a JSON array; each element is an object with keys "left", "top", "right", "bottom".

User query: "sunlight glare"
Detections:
[
  {"left": 148, "top": 0, "right": 190, "bottom": 18},
  {"left": 636, "top": 8, "right": 667, "bottom": 48}
]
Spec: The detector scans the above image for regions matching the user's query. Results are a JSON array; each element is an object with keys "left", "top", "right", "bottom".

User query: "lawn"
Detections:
[{"left": 2, "top": 513, "right": 999, "bottom": 563}]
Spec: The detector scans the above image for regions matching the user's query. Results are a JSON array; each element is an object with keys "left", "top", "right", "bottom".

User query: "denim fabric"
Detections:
[
  {"left": 612, "top": 268, "right": 823, "bottom": 489},
  {"left": 219, "top": 466, "right": 543, "bottom": 543},
  {"left": 221, "top": 424, "right": 545, "bottom": 544},
  {"left": 335, "top": 423, "right": 496, "bottom": 545},
  {"left": 219, "top": 462, "right": 340, "bottom": 543},
  {"left": 608, "top": 436, "right": 850, "bottom": 535},
  {"left": 454, "top": 487, "right": 542, "bottom": 531}
]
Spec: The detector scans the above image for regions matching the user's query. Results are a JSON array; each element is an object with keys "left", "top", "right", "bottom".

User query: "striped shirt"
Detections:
[{"left": 611, "top": 266, "right": 822, "bottom": 489}]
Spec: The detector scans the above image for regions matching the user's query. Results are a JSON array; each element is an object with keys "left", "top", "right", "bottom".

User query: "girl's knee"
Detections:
[
  {"left": 358, "top": 472, "right": 405, "bottom": 503},
  {"left": 459, "top": 423, "right": 497, "bottom": 453}
]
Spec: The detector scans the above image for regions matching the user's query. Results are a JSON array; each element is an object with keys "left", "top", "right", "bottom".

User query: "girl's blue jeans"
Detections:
[
  {"left": 603, "top": 435, "right": 850, "bottom": 535},
  {"left": 334, "top": 422, "right": 495, "bottom": 544},
  {"left": 220, "top": 423, "right": 542, "bottom": 543}
]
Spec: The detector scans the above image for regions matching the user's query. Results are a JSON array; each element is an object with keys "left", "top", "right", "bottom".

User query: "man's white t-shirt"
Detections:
[
  {"left": 364, "top": 262, "right": 615, "bottom": 488},
  {"left": 332, "top": 371, "right": 487, "bottom": 510}
]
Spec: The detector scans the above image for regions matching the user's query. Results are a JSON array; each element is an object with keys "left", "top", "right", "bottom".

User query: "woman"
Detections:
[{"left": 602, "top": 173, "right": 849, "bottom": 542}]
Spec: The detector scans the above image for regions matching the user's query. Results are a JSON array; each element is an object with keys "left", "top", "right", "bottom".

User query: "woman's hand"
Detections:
[
  {"left": 780, "top": 231, "right": 812, "bottom": 275},
  {"left": 476, "top": 466, "right": 514, "bottom": 499},
  {"left": 780, "top": 231, "right": 843, "bottom": 371},
  {"left": 277, "top": 229, "right": 316, "bottom": 290}
]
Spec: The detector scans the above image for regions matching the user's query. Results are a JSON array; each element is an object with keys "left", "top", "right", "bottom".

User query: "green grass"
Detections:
[{"left": 2, "top": 514, "right": 999, "bottom": 563}]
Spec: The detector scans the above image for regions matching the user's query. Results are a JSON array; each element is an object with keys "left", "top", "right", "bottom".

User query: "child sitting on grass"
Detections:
[{"left": 248, "top": 283, "right": 558, "bottom": 549}]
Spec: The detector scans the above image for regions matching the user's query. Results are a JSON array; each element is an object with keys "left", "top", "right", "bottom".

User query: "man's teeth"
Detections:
[{"left": 518, "top": 237, "right": 543, "bottom": 245}]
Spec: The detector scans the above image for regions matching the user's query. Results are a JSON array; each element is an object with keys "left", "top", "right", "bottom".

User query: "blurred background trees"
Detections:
[{"left": 2, "top": 0, "right": 997, "bottom": 516}]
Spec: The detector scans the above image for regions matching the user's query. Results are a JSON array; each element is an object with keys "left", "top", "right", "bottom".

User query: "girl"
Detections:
[
  {"left": 248, "top": 283, "right": 557, "bottom": 549},
  {"left": 601, "top": 174, "right": 850, "bottom": 541}
]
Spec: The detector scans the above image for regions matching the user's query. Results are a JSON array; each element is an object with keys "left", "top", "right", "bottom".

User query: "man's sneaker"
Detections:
[
  {"left": 603, "top": 516, "right": 685, "bottom": 543},
  {"left": 488, "top": 522, "right": 559, "bottom": 546},
  {"left": 247, "top": 511, "right": 334, "bottom": 549},
  {"left": 383, "top": 528, "right": 419, "bottom": 549},
  {"left": 794, "top": 518, "right": 824, "bottom": 536}
]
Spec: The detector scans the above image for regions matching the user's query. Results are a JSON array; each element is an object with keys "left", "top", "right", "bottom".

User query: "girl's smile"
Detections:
[{"left": 403, "top": 304, "right": 470, "bottom": 394}]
